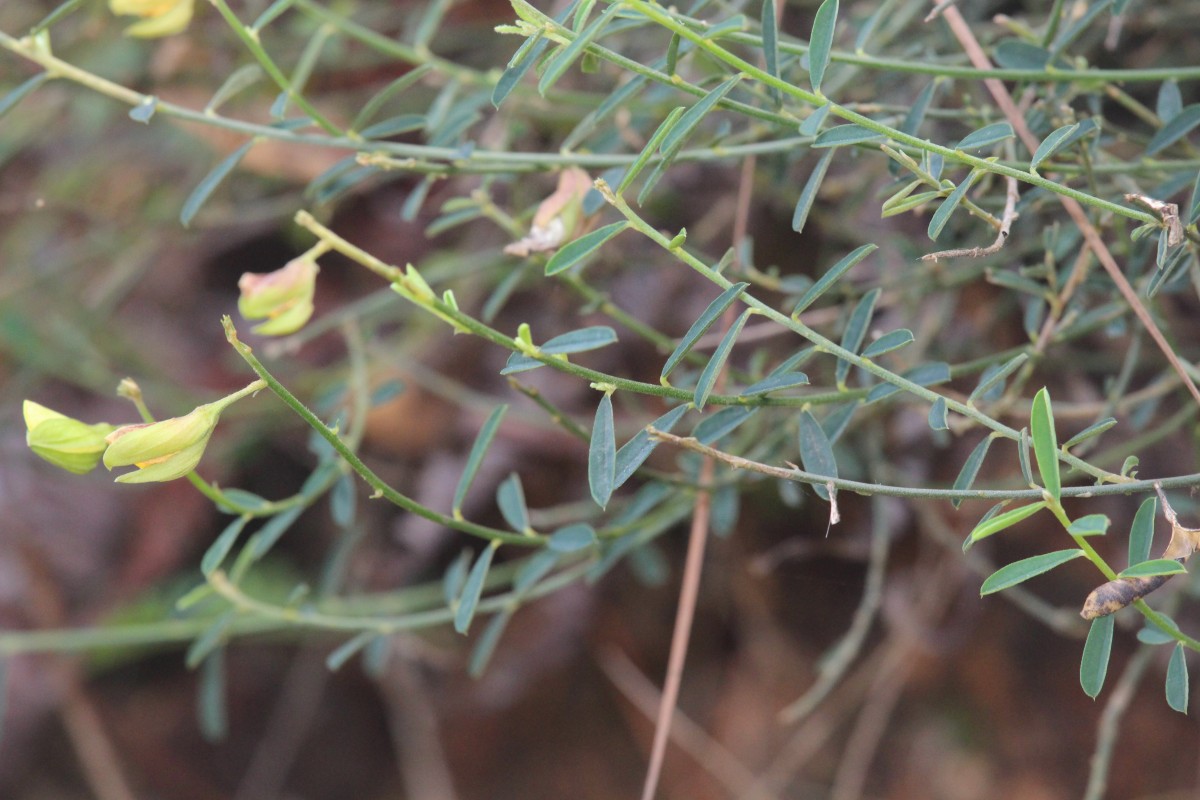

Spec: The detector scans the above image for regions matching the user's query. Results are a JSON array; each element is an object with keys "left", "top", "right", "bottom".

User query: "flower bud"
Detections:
[
  {"left": 24, "top": 400, "right": 116, "bottom": 475},
  {"left": 238, "top": 257, "right": 319, "bottom": 336},
  {"left": 109, "top": 0, "right": 194, "bottom": 38}
]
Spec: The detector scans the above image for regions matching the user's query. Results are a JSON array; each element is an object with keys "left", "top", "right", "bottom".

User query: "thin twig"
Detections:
[{"left": 922, "top": 176, "right": 1019, "bottom": 261}]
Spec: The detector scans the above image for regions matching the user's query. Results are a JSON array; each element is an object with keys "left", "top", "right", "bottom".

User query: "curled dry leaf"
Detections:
[{"left": 504, "top": 167, "right": 593, "bottom": 257}]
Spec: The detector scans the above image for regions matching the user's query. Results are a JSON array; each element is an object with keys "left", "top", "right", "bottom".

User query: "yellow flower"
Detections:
[
  {"left": 109, "top": 0, "right": 194, "bottom": 38},
  {"left": 238, "top": 257, "right": 319, "bottom": 336},
  {"left": 24, "top": 400, "right": 116, "bottom": 474}
]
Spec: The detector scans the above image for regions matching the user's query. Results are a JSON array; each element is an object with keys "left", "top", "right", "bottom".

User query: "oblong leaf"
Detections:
[
  {"left": 798, "top": 103, "right": 830, "bottom": 137},
  {"left": 0, "top": 73, "right": 49, "bottom": 121},
  {"left": 201, "top": 516, "right": 249, "bottom": 577},
  {"left": 928, "top": 396, "right": 949, "bottom": 431},
  {"left": 454, "top": 542, "right": 497, "bottom": 634},
  {"left": 658, "top": 75, "right": 741, "bottom": 156},
  {"left": 613, "top": 404, "right": 690, "bottom": 489},
  {"left": 541, "top": 326, "right": 618, "bottom": 354},
  {"left": 968, "top": 500, "right": 1048, "bottom": 544},
  {"left": 1146, "top": 104, "right": 1200, "bottom": 156},
  {"left": 791, "top": 244, "right": 877, "bottom": 314},
  {"left": 497, "top": 473, "right": 530, "bottom": 533},
  {"left": 812, "top": 124, "right": 885, "bottom": 148},
  {"left": 661, "top": 283, "right": 749, "bottom": 380},
  {"left": 1030, "top": 123, "right": 1080, "bottom": 172},
  {"left": 861, "top": 328, "right": 914, "bottom": 359},
  {"left": 761, "top": 0, "right": 780, "bottom": 105},
  {"left": 1167, "top": 643, "right": 1189, "bottom": 713},
  {"left": 453, "top": 405, "right": 508, "bottom": 515},
  {"left": 493, "top": 29, "right": 550, "bottom": 107},
  {"left": 359, "top": 113, "right": 426, "bottom": 139},
  {"left": 1062, "top": 417, "right": 1117, "bottom": 449},
  {"left": 468, "top": 609, "right": 512, "bottom": 677},
  {"left": 836, "top": 288, "right": 880, "bottom": 385},
  {"left": 181, "top": 140, "right": 255, "bottom": 227},
  {"left": 952, "top": 435, "right": 993, "bottom": 509},
  {"left": 791, "top": 149, "right": 835, "bottom": 234},
  {"left": 741, "top": 371, "right": 810, "bottom": 396},
  {"left": 956, "top": 122, "right": 1014, "bottom": 151},
  {"left": 1117, "top": 559, "right": 1186, "bottom": 579},
  {"left": 797, "top": 409, "right": 837, "bottom": 479},
  {"left": 538, "top": 2, "right": 623, "bottom": 95},
  {"left": 927, "top": 168, "right": 982, "bottom": 242},
  {"left": 980, "top": 549, "right": 1084, "bottom": 595},
  {"left": 548, "top": 523, "right": 597, "bottom": 553},
  {"left": 617, "top": 106, "right": 686, "bottom": 194},
  {"left": 1128, "top": 496, "right": 1157, "bottom": 567},
  {"left": 694, "top": 309, "right": 752, "bottom": 410},
  {"left": 327, "top": 631, "right": 379, "bottom": 672},
  {"left": 1080, "top": 615, "right": 1115, "bottom": 698},
  {"left": 1030, "top": 388, "right": 1061, "bottom": 502},
  {"left": 589, "top": 394, "right": 616, "bottom": 508},
  {"left": 1067, "top": 514, "right": 1110, "bottom": 537},
  {"left": 693, "top": 406, "right": 756, "bottom": 445},
  {"left": 545, "top": 222, "right": 627, "bottom": 275},
  {"left": 808, "top": 0, "right": 839, "bottom": 95},
  {"left": 1158, "top": 80, "right": 1183, "bottom": 123}
]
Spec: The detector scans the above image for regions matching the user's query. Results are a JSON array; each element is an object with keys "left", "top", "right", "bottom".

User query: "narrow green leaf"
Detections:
[
  {"left": 980, "top": 549, "right": 1084, "bottom": 595},
  {"left": 659, "top": 75, "right": 741, "bottom": 156},
  {"left": 548, "top": 523, "right": 597, "bottom": 553},
  {"left": 798, "top": 103, "right": 831, "bottom": 137},
  {"left": 359, "top": 113, "right": 426, "bottom": 139},
  {"left": 197, "top": 651, "right": 227, "bottom": 742},
  {"left": 247, "top": 505, "right": 304, "bottom": 560},
  {"left": 201, "top": 516, "right": 249, "bottom": 577},
  {"left": 865, "top": 361, "right": 951, "bottom": 403},
  {"left": 545, "top": 222, "right": 627, "bottom": 275},
  {"left": 1067, "top": 514, "right": 1110, "bottom": 537},
  {"left": 956, "top": 122, "right": 1014, "bottom": 151},
  {"left": 541, "top": 326, "right": 618, "bottom": 354},
  {"left": 812, "top": 124, "right": 885, "bottom": 148},
  {"left": 880, "top": 180, "right": 923, "bottom": 213},
  {"left": 1062, "top": 417, "right": 1117, "bottom": 449},
  {"left": 1139, "top": 620, "right": 1179, "bottom": 645},
  {"left": 928, "top": 396, "right": 949, "bottom": 431},
  {"left": 662, "top": 282, "right": 749, "bottom": 380},
  {"left": 215, "top": 489, "right": 269, "bottom": 514},
  {"left": 836, "top": 288, "right": 880, "bottom": 386},
  {"left": 808, "top": 0, "right": 839, "bottom": 95},
  {"left": 900, "top": 80, "right": 938, "bottom": 137},
  {"left": 443, "top": 549, "right": 471, "bottom": 608},
  {"left": 617, "top": 106, "right": 686, "bottom": 194},
  {"left": 330, "top": 473, "right": 356, "bottom": 528},
  {"left": 880, "top": 190, "right": 942, "bottom": 218},
  {"left": 1117, "top": 559, "right": 1186, "bottom": 579},
  {"left": 861, "top": 328, "right": 914, "bottom": 359},
  {"left": 1167, "top": 643, "right": 1189, "bottom": 713},
  {"left": 1146, "top": 104, "right": 1200, "bottom": 156},
  {"left": 1030, "top": 388, "right": 1061, "bottom": 502},
  {"left": 514, "top": 550, "right": 561, "bottom": 594},
  {"left": 968, "top": 501, "right": 1048, "bottom": 544},
  {"left": 1128, "top": 496, "right": 1157, "bottom": 567},
  {"left": 500, "top": 352, "right": 543, "bottom": 375},
  {"left": 798, "top": 409, "right": 837, "bottom": 481},
  {"left": 791, "top": 149, "right": 835, "bottom": 233},
  {"left": 589, "top": 394, "right": 616, "bottom": 508},
  {"left": 693, "top": 406, "right": 756, "bottom": 445},
  {"left": 353, "top": 64, "right": 433, "bottom": 129},
  {"left": 327, "top": 631, "right": 378, "bottom": 671},
  {"left": 693, "top": 309, "right": 751, "bottom": 410},
  {"left": 186, "top": 611, "right": 235, "bottom": 669},
  {"left": 1080, "top": 615, "right": 1115, "bottom": 698},
  {"left": 497, "top": 473, "right": 530, "bottom": 533},
  {"left": 538, "top": 2, "right": 623, "bottom": 95},
  {"left": 665, "top": 31, "right": 681, "bottom": 76},
  {"left": 0, "top": 73, "right": 49, "bottom": 121},
  {"left": 205, "top": 64, "right": 264, "bottom": 115},
  {"left": 468, "top": 609, "right": 512, "bottom": 677},
  {"left": 791, "top": 244, "right": 876, "bottom": 313},
  {"left": 493, "top": 28, "right": 550, "bottom": 107},
  {"left": 1158, "top": 80, "right": 1183, "bottom": 123},
  {"left": 453, "top": 405, "right": 507, "bottom": 515},
  {"left": 993, "top": 40, "right": 1053, "bottom": 70},
  {"left": 761, "top": 0, "right": 780, "bottom": 105},
  {"left": 1018, "top": 428, "right": 1034, "bottom": 486},
  {"left": 927, "top": 168, "right": 982, "bottom": 241},
  {"left": 741, "top": 371, "right": 810, "bottom": 396},
  {"left": 613, "top": 404, "right": 689, "bottom": 489},
  {"left": 1030, "top": 123, "right": 1080, "bottom": 172},
  {"left": 952, "top": 435, "right": 992, "bottom": 509},
  {"left": 1188, "top": 170, "right": 1200, "bottom": 226},
  {"left": 454, "top": 542, "right": 497, "bottom": 634},
  {"left": 181, "top": 140, "right": 255, "bottom": 227}
]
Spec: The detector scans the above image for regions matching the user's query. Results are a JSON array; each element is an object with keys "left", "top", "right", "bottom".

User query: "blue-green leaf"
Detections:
[
  {"left": 613, "top": 404, "right": 690, "bottom": 489},
  {"left": 1128, "top": 496, "right": 1157, "bottom": 567},
  {"left": 836, "top": 288, "right": 880, "bottom": 386},
  {"left": 693, "top": 406, "right": 756, "bottom": 445},
  {"left": 761, "top": 0, "right": 780, "bottom": 106},
  {"left": 928, "top": 396, "right": 949, "bottom": 431},
  {"left": 861, "top": 329, "right": 914, "bottom": 359},
  {"left": 927, "top": 168, "right": 982, "bottom": 241},
  {"left": 1030, "top": 123, "right": 1080, "bottom": 172},
  {"left": 617, "top": 106, "right": 686, "bottom": 194},
  {"left": 1167, "top": 643, "right": 1189, "bottom": 713},
  {"left": 798, "top": 103, "right": 831, "bottom": 137},
  {"left": 497, "top": 473, "right": 531, "bottom": 533},
  {"left": 548, "top": 523, "right": 597, "bottom": 553},
  {"left": 968, "top": 353, "right": 1027, "bottom": 404},
  {"left": 1146, "top": 104, "right": 1200, "bottom": 156},
  {"left": 968, "top": 501, "right": 1048, "bottom": 545},
  {"left": 791, "top": 244, "right": 876, "bottom": 314},
  {"left": 493, "top": 29, "right": 550, "bottom": 107},
  {"left": 1030, "top": 388, "right": 1061, "bottom": 503},
  {"left": 900, "top": 80, "right": 938, "bottom": 137},
  {"left": 662, "top": 283, "right": 748, "bottom": 380},
  {"left": 865, "top": 361, "right": 951, "bottom": 403},
  {"left": 181, "top": 140, "right": 255, "bottom": 227},
  {"left": 791, "top": 149, "right": 835, "bottom": 234},
  {"left": 980, "top": 549, "right": 1084, "bottom": 595},
  {"left": 538, "top": 2, "right": 623, "bottom": 95},
  {"left": 658, "top": 75, "right": 741, "bottom": 156},
  {"left": 1158, "top": 80, "right": 1183, "bottom": 123},
  {"left": 812, "top": 124, "right": 884, "bottom": 148},
  {"left": 186, "top": 611, "right": 235, "bottom": 669},
  {"left": 197, "top": 651, "right": 227, "bottom": 742},
  {"left": 1067, "top": 514, "right": 1110, "bottom": 536},
  {"left": 541, "top": 326, "right": 618, "bottom": 354},
  {"left": 1117, "top": 559, "right": 1185, "bottom": 579},
  {"left": 741, "top": 371, "right": 810, "bottom": 396},
  {"left": 808, "top": 0, "right": 839, "bottom": 95},
  {"left": 952, "top": 435, "right": 992, "bottom": 509},
  {"left": 454, "top": 405, "right": 507, "bottom": 515},
  {"left": 545, "top": 222, "right": 627, "bottom": 275},
  {"left": 454, "top": 542, "right": 497, "bottom": 634},
  {"left": 359, "top": 113, "right": 426, "bottom": 139},
  {"left": 468, "top": 609, "right": 512, "bottom": 678},
  {"left": 956, "top": 122, "right": 1014, "bottom": 151},
  {"left": 797, "top": 409, "right": 837, "bottom": 483},
  {"left": 327, "top": 631, "right": 379, "bottom": 671},
  {"left": 0, "top": 73, "right": 49, "bottom": 121},
  {"left": 1062, "top": 417, "right": 1117, "bottom": 449},
  {"left": 331, "top": 473, "right": 356, "bottom": 528},
  {"left": 1080, "top": 615, "right": 1115, "bottom": 698},
  {"left": 589, "top": 394, "right": 616, "bottom": 508},
  {"left": 694, "top": 309, "right": 752, "bottom": 410},
  {"left": 201, "top": 516, "right": 249, "bottom": 577}
]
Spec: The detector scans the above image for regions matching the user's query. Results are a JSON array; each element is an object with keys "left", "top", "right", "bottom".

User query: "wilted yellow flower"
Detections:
[
  {"left": 24, "top": 400, "right": 116, "bottom": 475},
  {"left": 238, "top": 257, "right": 319, "bottom": 336},
  {"left": 504, "top": 167, "right": 593, "bottom": 257},
  {"left": 109, "top": 0, "right": 194, "bottom": 38}
]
